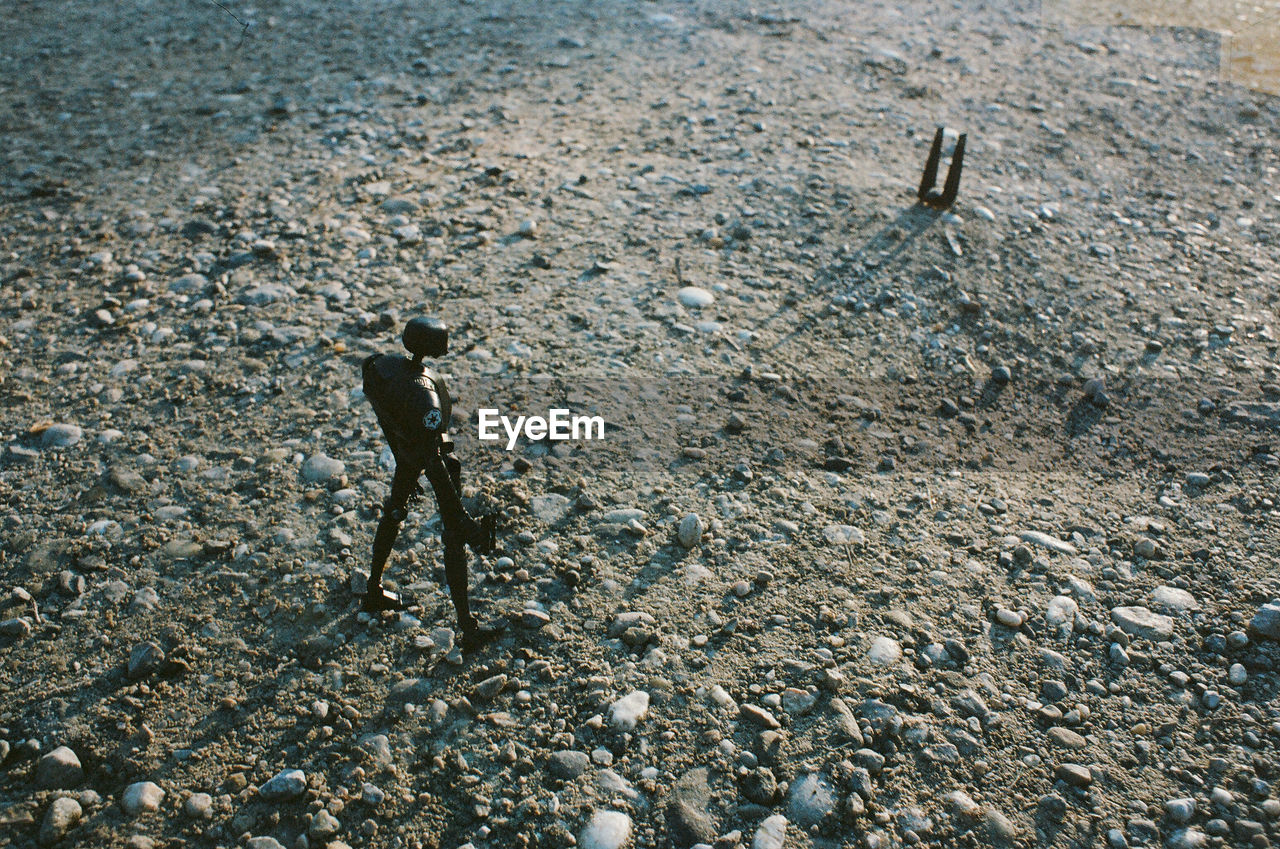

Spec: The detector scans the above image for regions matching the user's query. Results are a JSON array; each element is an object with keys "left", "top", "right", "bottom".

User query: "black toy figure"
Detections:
[{"left": 361, "top": 317, "right": 502, "bottom": 650}]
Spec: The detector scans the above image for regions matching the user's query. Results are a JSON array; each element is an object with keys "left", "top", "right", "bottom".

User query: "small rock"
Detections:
[
  {"left": 1249, "top": 603, "right": 1280, "bottom": 639},
  {"left": 788, "top": 773, "right": 835, "bottom": 827},
  {"left": 1185, "top": 472, "right": 1211, "bottom": 488},
  {"left": 246, "top": 839, "right": 287, "bottom": 849},
  {"left": 1, "top": 617, "right": 33, "bottom": 638},
  {"left": 1166, "top": 798, "right": 1196, "bottom": 823},
  {"left": 121, "top": 781, "right": 165, "bottom": 816},
  {"left": 1018, "top": 530, "right": 1077, "bottom": 555},
  {"left": 609, "top": 691, "right": 649, "bottom": 730},
  {"left": 39, "top": 797, "right": 82, "bottom": 845},
  {"left": 985, "top": 809, "right": 1019, "bottom": 844},
  {"left": 474, "top": 674, "right": 508, "bottom": 700},
  {"left": 259, "top": 768, "right": 307, "bottom": 801},
  {"left": 183, "top": 793, "right": 213, "bottom": 819},
  {"left": 741, "top": 704, "right": 781, "bottom": 729},
  {"left": 752, "top": 815, "right": 787, "bottom": 849},
  {"left": 867, "top": 636, "right": 901, "bottom": 665},
  {"left": 823, "top": 524, "right": 865, "bottom": 545},
  {"left": 677, "top": 513, "right": 703, "bottom": 548},
  {"left": 310, "top": 809, "right": 341, "bottom": 838},
  {"left": 579, "top": 810, "right": 632, "bottom": 849},
  {"left": 301, "top": 453, "right": 344, "bottom": 484},
  {"left": 1055, "top": 764, "right": 1092, "bottom": 788},
  {"left": 36, "top": 746, "right": 83, "bottom": 789},
  {"left": 530, "top": 494, "right": 571, "bottom": 524},
  {"left": 677, "top": 286, "right": 715, "bottom": 308},
  {"left": 991, "top": 365, "right": 1012, "bottom": 384},
  {"left": 1134, "top": 537, "right": 1159, "bottom": 558},
  {"left": 1111, "top": 606, "right": 1174, "bottom": 641},
  {"left": 1047, "top": 727, "right": 1087, "bottom": 749},
  {"left": 40, "top": 424, "right": 83, "bottom": 450},
  {"left": 126, "top": 642, "right": 165, "bottom": 679},
  {"left": 666, "top": 768, "right": 715, "bottom": 847},
  {"left": 945, "top": 790, "right": 981, "bottom": 819},
  {"left": 1150, "top": 586, "right": 1198, "bottom": 613},
  {"left": 996, "top": 608, "right": 1024, "bottom": 628},
  {"left": 549, "top": 750, "right": 592, "bottom": 780}
]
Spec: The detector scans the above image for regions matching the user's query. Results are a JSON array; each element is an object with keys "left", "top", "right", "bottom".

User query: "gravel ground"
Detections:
[{"left": 2, "top": 2, "right": 1280, "bottom": 849}]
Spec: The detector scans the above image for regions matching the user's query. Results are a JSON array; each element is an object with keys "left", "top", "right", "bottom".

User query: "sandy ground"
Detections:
[{"left": 2, "top": 2, "right": 1280, "bottom": 849}]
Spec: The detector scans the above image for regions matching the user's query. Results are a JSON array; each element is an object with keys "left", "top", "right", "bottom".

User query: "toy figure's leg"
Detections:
[
  {"left": 363, "top": 463, "right": 419, "bottom": 612},
  {"left": 425, "top": 452, "right": 503, "bottom": 649}
]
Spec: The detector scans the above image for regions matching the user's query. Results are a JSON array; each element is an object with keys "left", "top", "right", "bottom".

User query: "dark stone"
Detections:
[{"left": 666, "top": 767, "right": 716, "bottom": 847}]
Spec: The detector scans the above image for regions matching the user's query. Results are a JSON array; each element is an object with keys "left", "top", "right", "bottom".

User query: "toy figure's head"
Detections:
[{"left": 403, "top": 316, "right": 448, "bottom": 361}]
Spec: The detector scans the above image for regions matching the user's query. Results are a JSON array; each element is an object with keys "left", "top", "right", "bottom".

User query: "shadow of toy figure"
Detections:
[{"left": 361, "top": 317, "right": 502, "bottom": 651}]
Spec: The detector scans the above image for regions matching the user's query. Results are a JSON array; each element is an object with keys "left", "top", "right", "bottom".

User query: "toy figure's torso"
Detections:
[{"left": 362, "top": 353, "right": 452, "bottom": 466}]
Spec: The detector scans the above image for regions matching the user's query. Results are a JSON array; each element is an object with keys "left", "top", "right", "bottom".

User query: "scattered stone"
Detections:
[
  {"left": 300, "top": 453, "right": 344, "bottom": 484},
  {"left": 310, "top": 809, "right": 341, "bottom": 838},
  {"left": 677, "top": 513, "right": 703, "bottom": 548},
  {"left": 677, "top": 286, "right": 715, "bottom": 308},
  {"left": 787, "top": 773, "right": 835, "bottom": 827},
  {"left": 609, "top": 691, "right": 649, "bottom": 730},
  {"left": 39, "top": 797, "right": 82, "bottom": 845},
  {"left": 1166, "top": 798, "right": 1196, "bottom": 823},
  {"left": 1047, "top": 727, "right": 1087, "bottom": 749},
  {"left": 1150, "top": 585, "right": 1198, "bottom": 613},
  {"left": 1250, "top": 603, "right": 1280, "bottom": 639},
  {"left": 549, "top": 750, "right": 591, "bottom": 780},
  {"left": 183, "top": 793, "right": 213, "bottom": 819},
  {"left": 258, "top": 768, "right": 307, "bottom": 801},
  {"left": 35, "top": 746, "right": 83, "bottom": 789},
  {"left": 666, "top": 768, "right": 715, "bottom": 847},
  {"left": 1018, "top": 530, "right": 1077, "bottom": 555},
  {"left": 579, "top": 810, "right": 632, "bottom": 849},
  {"left": 741, "top": 704, "right": 781, "bottom": 730},
  {"left": 752, "top": 814, "right": 788, "bottom": 849},
  {"left": 1111, "top": 606, "right": 1174, "bottom": 641},
  {"left": 126, "top": 641, "right": 165, "bottom": 678},
  {"left": 39, "top": 424, "right": 83, "bottom": 450},
  {"left": 823, "top": 524, "right": 865, "bottom": 545},
  {"left": 474, "top": 674, "right": 508, "bottom": 700},
  {"left": 121, "top": 781, "right": 165, "bottom": 816},
  {"left": 1054, "top": 764, "right": 1092, "bottom": 788},
  {"left": 996, "top": 608, "right": 1024, "bottom": 628},
  {"left": 867, "top": 636, "right": 902, "bottom": 665},
  {"left": 530, "top": 494, "right": 571, "bottom": 524}
]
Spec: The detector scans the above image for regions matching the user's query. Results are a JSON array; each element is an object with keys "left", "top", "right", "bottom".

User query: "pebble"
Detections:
[
  {"left": 996, "top": 608, "right": 1024, "bottom": 628},
  {"left": 183, "top": 792, "right": 213, "bottom": 819},
  {"left": 867, "top": 636, "right": 902, "bottom": 665},
  {"left": 945, "top": 790, "right": 981, "bottom": 819},
  {"left": 474, "top": 674, "right": 508, "bottom": 700},
  {"left": 1047, "top": 727, "right": 1087, "bottom": 749},
  {"left": 121, "top": 781, "right": 165, "bottom": 815},
  {"left": 549, "top": 750, "right": 591, "bottom": 779},
  {"left": 1185, "top": 472, "right": 1211, "bottom": 487},
  {"left": 1055, "top": 764, "right": 1092, "bottom": 788},
  {"left": 985, "top": 809, "right": 1019, "bottom": 844},
  {"left": 127, "top": 641, "right": 165, "bottom": 678},
  {"left": 741, "top": 704, "right": 781, "bottom": 729},
  {"left": 609, "top": 690, "right": 649, "bottom": 730},
  {"left": 1168, "top": 828, "right": 1207, "bottom": 849},
  {"left": 752, "top": 815, "right": 787, "bottom": 849},
  {"left": 1150, "top": 586, "right": 1198, "bottom": 613},
  {"left": 1046, "top": 596, "right": 1078, "bottom": 630},
  {"left": 300, "top": 453, "right": 344, "bottom": 484},
  {"left": 36, "top": 746, "right": 83, "bottom": 788},
  {"left": 530, "top": 494, "right": 571, "bottom": 524},
  {"left": 259, "top": 768, "right": 307, "bottom": 801},
  {"left": 788, "top": 773, "right": 835, "bottom": 827},
  {"left": 1166, "top": 798, "right": 1196, "bottom": 822},
  {"left": 40, "top": 424, "right": 83, "bottom": 449},
  {"left": 40, "top": 797, "right": 82, "bottom": 845},
  {"left": 823, "top": 524, "right": 865, "bottom": 545},
  {"left": 1111, "top": 606, "right": 1174, "bottom": 640},
  {"left": 1229, "top": 663, "right": 1247, "bottom": 685},
  {"left": 1018, "top": 530, "right": 1077, "bottom": 555},
  {"left": 1249, "top": 602, "right": 1280, "bottom": 639},
  {"left": 1134, "top": 537, "right": 1159, "bottom": 558},
  {"left": 579, "top": 810, "right": 632, "bottom": 849},
  {"left": 666, "top": 768, "right": 715, "bottom": 846},
  {"left": 1, "top": 617, "right": 33, "bottom": 638},
  {"left": 677, "top": 513, "right": 703, "bottom": 548},
  {"left": 246, "top": 839, "right": 287, "bottom": 849},
  {"left": 310, "top": 809, "right": 341, "bottom": 838},
  {"left": 677, "top": 286, "right": 715, "bottom": 308},
  {"left": 991, "top": 364, "right": 1012, "bottom": 384}
]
